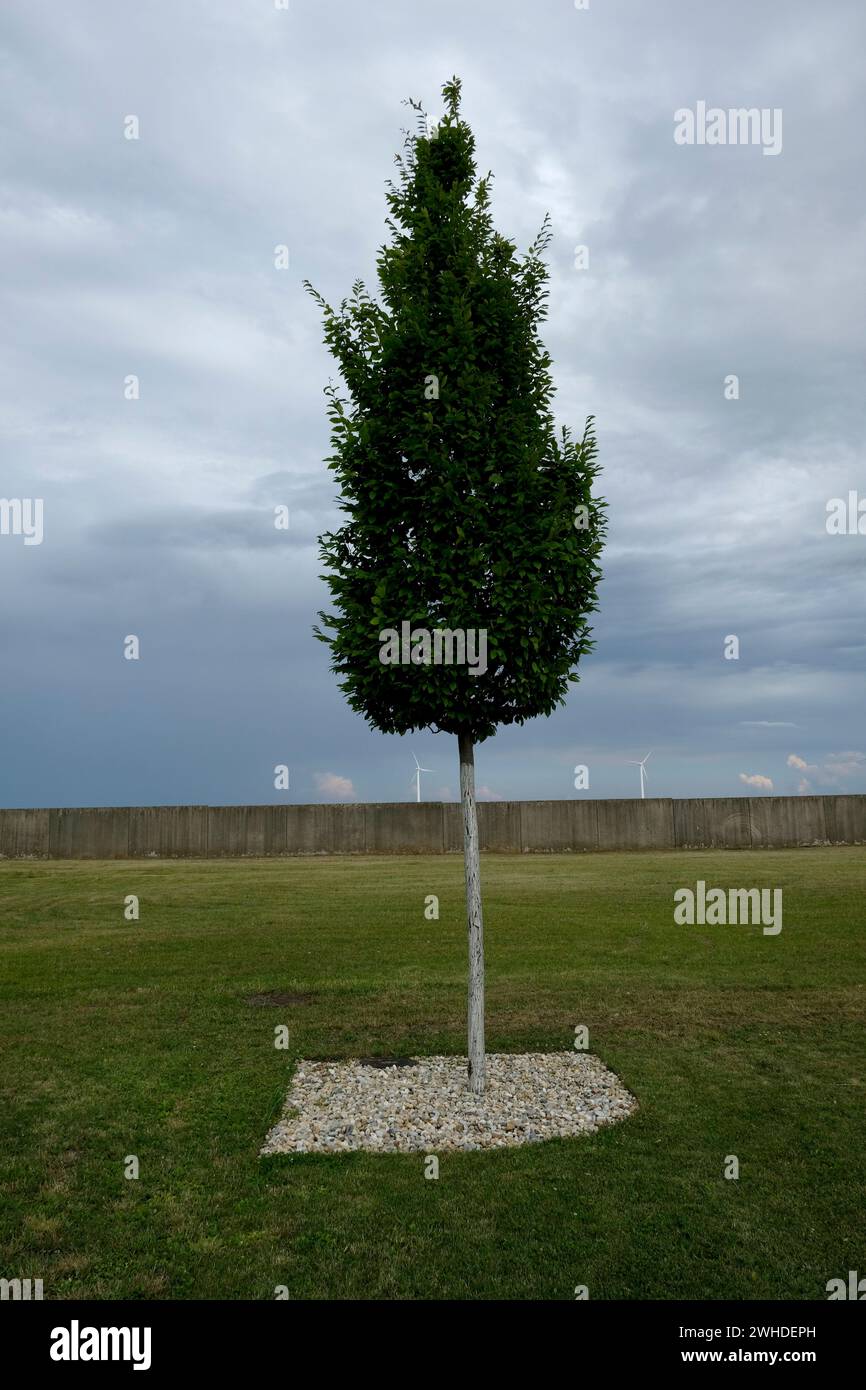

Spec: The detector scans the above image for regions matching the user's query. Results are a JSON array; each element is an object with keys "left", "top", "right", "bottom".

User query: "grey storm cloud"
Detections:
[{"left": 0, "top": 0, "right": 864, "bottom": 807}]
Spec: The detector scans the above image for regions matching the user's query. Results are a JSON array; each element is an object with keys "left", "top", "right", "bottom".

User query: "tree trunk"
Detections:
[{"left": 458, "top": 731, "right": 485, "bottom": 1095}]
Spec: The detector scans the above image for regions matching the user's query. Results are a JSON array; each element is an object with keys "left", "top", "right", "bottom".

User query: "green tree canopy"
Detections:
[{"left": 306, "top": 76, "right": 605, "bottom": 744}]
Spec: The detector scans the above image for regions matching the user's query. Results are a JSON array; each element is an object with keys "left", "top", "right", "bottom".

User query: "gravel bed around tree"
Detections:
[{"left": 261, "top": 1052, "right": 637, "bottom": 1155}]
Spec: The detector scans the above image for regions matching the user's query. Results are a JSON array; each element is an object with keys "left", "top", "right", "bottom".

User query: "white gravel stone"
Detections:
[{"left": 261, "top": 1052, "right": 637, "bottom": 1155}]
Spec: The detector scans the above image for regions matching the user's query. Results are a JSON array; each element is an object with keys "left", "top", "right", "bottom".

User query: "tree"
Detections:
[{"left": 306, "top": 77, "right": 605, "bottom": 1095}]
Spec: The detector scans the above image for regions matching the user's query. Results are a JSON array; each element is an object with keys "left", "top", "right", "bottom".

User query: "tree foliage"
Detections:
[{"left": 306, "top": 77, "right": 605, "bottom": 743}]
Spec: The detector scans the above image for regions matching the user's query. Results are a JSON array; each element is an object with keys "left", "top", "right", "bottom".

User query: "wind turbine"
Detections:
[
  {"left": 626, "top": 751, "right": 653, "bottom": 799},
  {"left": 410, "top": 751, "right": 434, "bottom": 803}
]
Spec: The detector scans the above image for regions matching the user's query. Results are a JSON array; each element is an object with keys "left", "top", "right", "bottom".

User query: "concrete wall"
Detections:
[
  {"left": 48, "top": 808, "right": 130, "bottom": 859},
  {"left": 596, "top": 798, "right": 675, "bottom": 852},
  {"left": 286, "top": 805, "right": 367, "bottom": 855},
  {"left": 207, "top": 806, "right": 287, "bottom": 857},
  {"left": 0, "top": 808, "right": 48, "bottom": 859},
  {"left": 673, "top": 798, "right": 752, "bottom": 850},
  {"left": 130, "top": 806, "right": 208, "bottom": 858},
  {"left": 823, "top": 796, "right": 866, "bottom": 845},
  {"left": 0, "top": 797, "right": 863, "bottom": 859}
]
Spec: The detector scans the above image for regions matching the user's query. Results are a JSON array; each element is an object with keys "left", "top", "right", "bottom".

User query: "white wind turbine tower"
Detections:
[
  {"left": 410, "top": 751, "right": 434, "bottom": 803},
  {"left": 626, "top": 751, "right": 653, "bottom": 799}
]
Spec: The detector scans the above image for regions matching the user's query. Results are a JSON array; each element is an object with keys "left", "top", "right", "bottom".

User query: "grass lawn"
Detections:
[{"left": 1, "top": 848, "right": 864, "bottom": 1301}]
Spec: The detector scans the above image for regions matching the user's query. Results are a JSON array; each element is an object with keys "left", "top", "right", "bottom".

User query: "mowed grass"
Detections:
[{"left": 0, "top": 848, "right": 864, "bottom": 1301}]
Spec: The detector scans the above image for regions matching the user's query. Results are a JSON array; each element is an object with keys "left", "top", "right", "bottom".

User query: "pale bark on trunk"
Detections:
[{"left": 458, "top": 730, "right": 485, "bottom": 1095}]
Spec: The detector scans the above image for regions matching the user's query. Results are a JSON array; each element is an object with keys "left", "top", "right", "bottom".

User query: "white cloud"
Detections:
[
  {"left": 786, "top": 753, "right": 815, "bottom": 771},
  {"left": 824, "top": 751, "right": 866, "bottom": 779},
  {"left": 314, "top": 772, "right": 355, "bottom": 800},
  {"left": 787, "top": 750, "right": 865, "bottom": 787},
  {"left": 739, "top": 773, "right": 773, "bottom": 791}
]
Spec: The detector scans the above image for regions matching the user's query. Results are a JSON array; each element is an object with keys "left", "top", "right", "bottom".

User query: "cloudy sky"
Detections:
[{"left": 1, "top": 0, "right": 864, "bottom": 808}]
